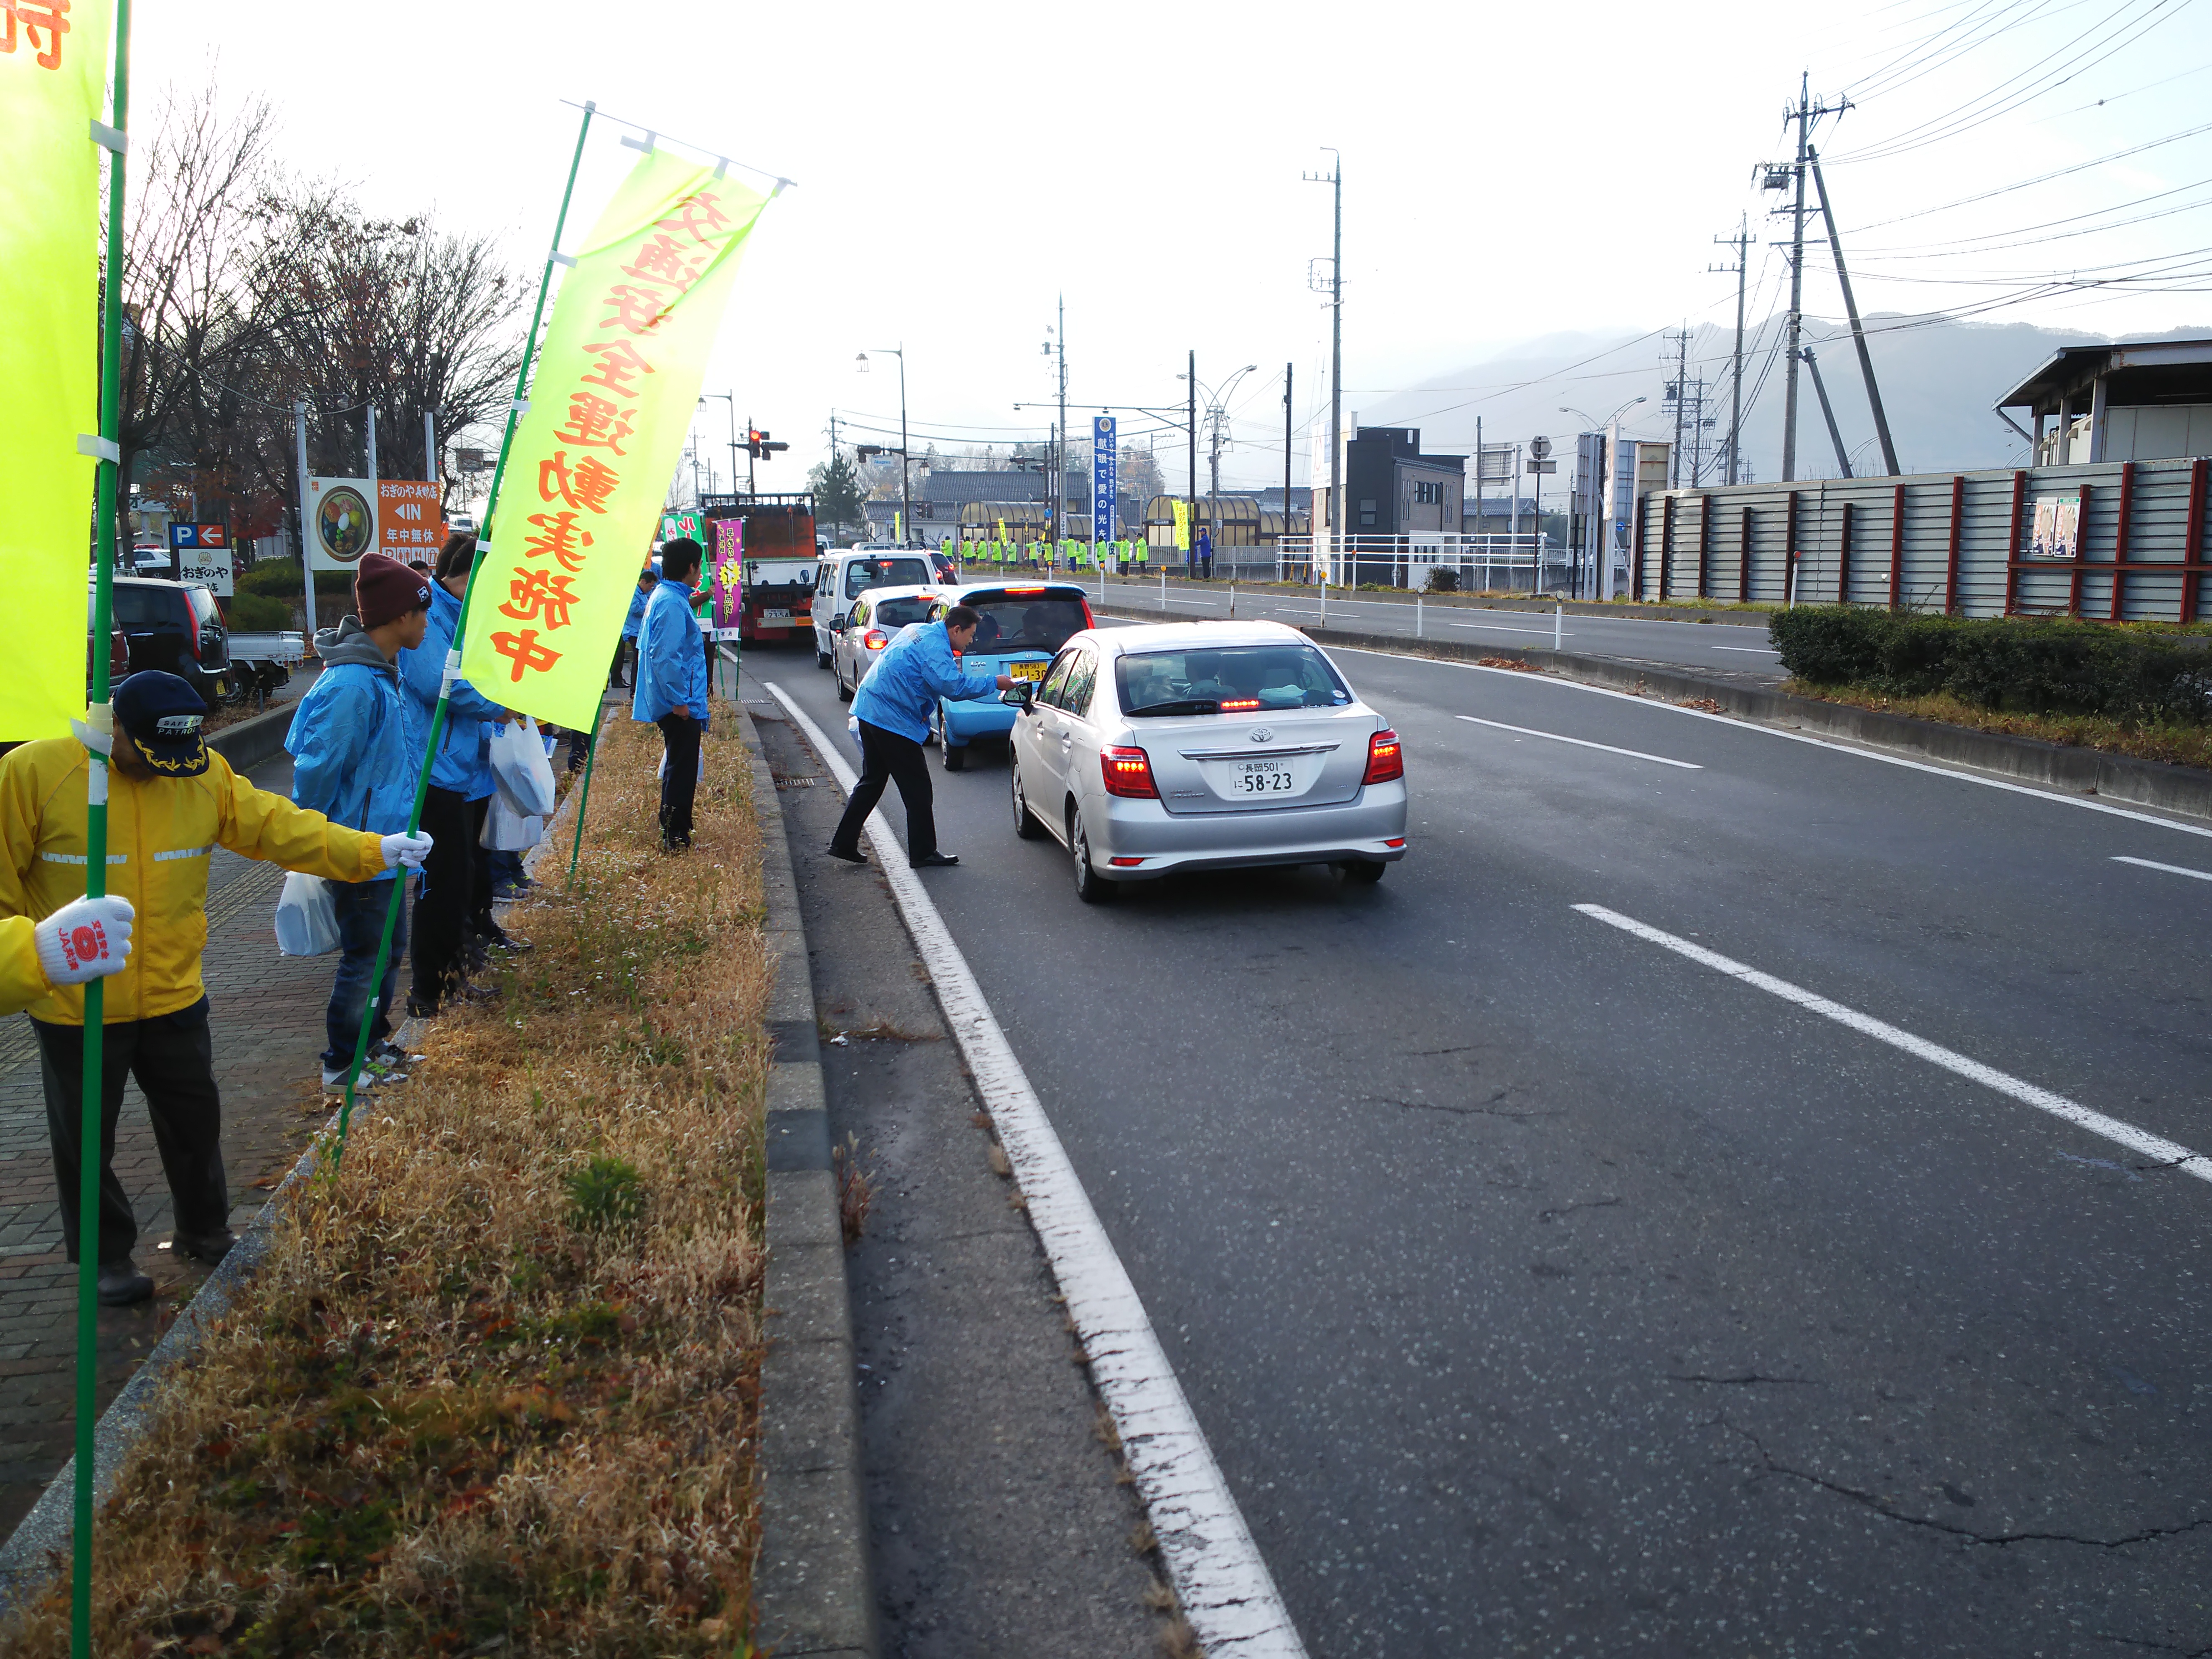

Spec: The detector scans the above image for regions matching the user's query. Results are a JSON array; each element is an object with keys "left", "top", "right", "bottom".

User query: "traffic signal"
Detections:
[{"left": 745, "top": 426, "right": 789, "bottom": 461}]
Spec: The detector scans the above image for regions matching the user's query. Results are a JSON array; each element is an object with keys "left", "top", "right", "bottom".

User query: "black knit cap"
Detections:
[{"left": 113, "top": 671, "right": 210, "bottom": 778}]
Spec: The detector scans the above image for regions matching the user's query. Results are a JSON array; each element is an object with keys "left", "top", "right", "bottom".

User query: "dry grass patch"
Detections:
[
  {"left": 5, "top": 707, "right": 772, "bottom": 1657},
  {"left": 1781, "top": 680, "right": 2212, "bottom": 772}
]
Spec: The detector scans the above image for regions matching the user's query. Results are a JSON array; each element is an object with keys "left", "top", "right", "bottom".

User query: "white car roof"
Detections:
[
  {"left": 1088, "top": 619, "right": 1311, "bottom": 654},
  {"left": 850, "top": 583, "right": 947, "bottom": 605}
]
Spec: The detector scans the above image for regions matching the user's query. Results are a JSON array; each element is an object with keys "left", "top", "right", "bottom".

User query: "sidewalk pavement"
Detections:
[{"left": 0, "top": 754, "right": 349, "bottom": 1538}]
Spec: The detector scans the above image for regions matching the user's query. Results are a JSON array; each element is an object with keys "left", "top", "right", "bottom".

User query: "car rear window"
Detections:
[
  {"left": 962, "top": 594, "right": 1088, "bottom": 657},
  {"left": 109, "top": 587, "right": 175, "bottom": 628},
  {"left": 873, "top": 596, "right": 937, "bottom": 627},
  {"left": 1114, "top": 644, "right": 1352, "bottom": 717},
  {"left": 187, "top": 587, "right": 220, "bottom": 625},
  {"left": 845, "top": 557, "right": 929, "bottom": 598}
]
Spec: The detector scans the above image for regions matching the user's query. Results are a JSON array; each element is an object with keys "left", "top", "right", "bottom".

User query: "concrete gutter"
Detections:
[
  {"left": 1101, "top": 603, "right": 2212, "bottom": 822},
  {"left": 741, "top": 704, "right": 878, "bottom": 1659}
]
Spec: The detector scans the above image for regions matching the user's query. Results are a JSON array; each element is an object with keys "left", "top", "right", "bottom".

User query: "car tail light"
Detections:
[
  {"left": 1081, "top": 600, "right": 1096, "bottom": 628},
  {"left": 1363, "top": 728, "right": 1403, "bottom": 784},
  {"left": 864, "top": 629, "right": 888, "bottom": 650},
  {"left": 1219, "top": 697, "right": 1261, "bottom": 711},
  {"left": 1101, "top": 746, "right": 1158, "bottom": 799}
]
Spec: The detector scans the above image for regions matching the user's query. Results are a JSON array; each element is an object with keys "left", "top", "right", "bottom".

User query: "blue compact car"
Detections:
[{"left": 927, "top": 582, "right": 1095, "bottom": 770}]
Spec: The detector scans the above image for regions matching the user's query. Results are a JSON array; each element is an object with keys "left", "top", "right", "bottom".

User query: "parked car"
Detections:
[
  {"left": 129, "top": 545, "right": 173, "bottom": 578},
  {"left": 86, "top": 593, "right": 129, "bottom": 691},
  {"left": 104, "top": 578, "right": 231, "bottom": 703},
  {"left": 447, "top": 513, "right": 477, "bottom": 537},
  {"left": 922, "top": 581, "right": 1093, "bottom": 770},
  {"left": 830, "top": 585, "right": 946, "bottom": 703},
  {"left": 1004, "top": 620, "right": 1408, "bottom": 901}
]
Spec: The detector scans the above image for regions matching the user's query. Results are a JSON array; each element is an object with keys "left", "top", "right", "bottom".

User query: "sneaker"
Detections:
[
  {"left": 321, "top": 1058, "right": 402, "bottom": 1092},
  {"left": 171, "top": 1230, "right": 237, "bottom": 1267},
  {"left": 373, "top": 1039, "right": 423, "bottom": 1068},
  {"left": 96, "top": 1259, "right": 153, "bottom": 1306}
]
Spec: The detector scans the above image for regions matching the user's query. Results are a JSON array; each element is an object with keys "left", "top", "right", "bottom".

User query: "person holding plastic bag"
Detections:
[
  {"left": 634, "top": 538, "right": 710, "bottom": 851},
  {"left": 285, "top": 553, "right": 432, "bottom": 1092},
  {"left": 0, "top": 671, "right": 428, "bottom": 1306}
]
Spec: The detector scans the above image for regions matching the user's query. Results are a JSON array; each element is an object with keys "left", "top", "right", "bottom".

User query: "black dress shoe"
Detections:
[
  {"left": 910, "top": 851, "right": 960, "bottom": 868},
  {"left": 484, "top": 926, "right": 532, "bottom": 953},
  {"left": 172, "top": 1230, "right": 237, "bottom": 1266},
  {"left": 825, "top": 845, "right": 868, "bottom": 865},
  {"left": 96, "top": 1260, "right": 153, "bottom": 1306}
]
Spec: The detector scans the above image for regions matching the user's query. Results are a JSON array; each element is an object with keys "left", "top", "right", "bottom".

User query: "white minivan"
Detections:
[{"left": 811, "top": 549, "right": 935, "bottom": 668}]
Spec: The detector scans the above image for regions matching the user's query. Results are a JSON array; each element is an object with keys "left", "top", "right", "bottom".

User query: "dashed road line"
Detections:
[
  {"left": 1455, "top": 715, "right": 1700, "bottom": 769},
  {"left": 2112, "top": 854, "right": 2212, "bottom": 883}
]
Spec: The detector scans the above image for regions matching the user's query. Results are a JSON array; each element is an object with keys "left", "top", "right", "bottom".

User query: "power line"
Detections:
[{"left": 1842, "top": 116, "right": 2212, "bottom": 232}]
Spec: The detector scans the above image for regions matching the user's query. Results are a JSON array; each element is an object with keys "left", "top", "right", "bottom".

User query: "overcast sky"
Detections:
[{"left": 139, "top": 0, "right": 2212, "bottom": 493}]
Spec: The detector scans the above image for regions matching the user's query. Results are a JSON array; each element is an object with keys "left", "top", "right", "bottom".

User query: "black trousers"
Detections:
[
  {"left": 409, "top": 784, "right": 476, "bottom": 1009},
  {"left": 35, "top": 997, "right": 227, "bottom": 1263},
  {"left": 468, "top": 795, "right": 495, "bottom": 939},
  {"left": 832, "top": 720, "right": 936, "bottom": 861},
  {"left": 658, "top": 713, "right": 701, "bottom": 848}
]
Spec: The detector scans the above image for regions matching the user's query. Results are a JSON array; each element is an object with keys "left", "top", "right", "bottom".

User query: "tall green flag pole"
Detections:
[
  {"left": 331, "top": 101, "right": 597, "bottom": 1160},
  {"left": 72, "top": 2, "right": 132, "bottom": 1649}
]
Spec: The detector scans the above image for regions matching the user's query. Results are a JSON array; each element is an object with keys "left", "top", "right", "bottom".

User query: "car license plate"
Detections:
[
  {"left": 1010, "top": 661, "right": 1047, "bottom": 681},
  {"left": 1225, "top": 758, "right": 1296, "bottom": 795},
  {"left": 762, "top": 609, "right": 791, "bottom": 622}
]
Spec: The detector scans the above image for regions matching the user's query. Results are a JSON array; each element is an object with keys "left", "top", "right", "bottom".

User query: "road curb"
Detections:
[
  {"left": 739, "top": 702, "right": 878, "bottom": 1659},
  {"left": 1099, "top": 604, "right": 2212, "bottom": 822},
  {"left": 207, "top": 700, "right": 296, "bottom": 773},
  {"left": 1119, "top": 578, "right": 1769, "bottom": 626}
]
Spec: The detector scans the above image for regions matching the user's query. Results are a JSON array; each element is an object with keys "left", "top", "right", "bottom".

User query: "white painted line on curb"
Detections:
[
  {"left": 764, "top": 682, "right": 1309, "bottom": 1659},
  {"left": 2112, "top": 854, "right": 2212, "bottom": 883},
  {"left": 1709, "top": 645, "right": 1780, "bottom": 654},
  {"left": 1573, "top": 903, "right": 2212, "bottom": 1185},
  {"left": 1324, "top": 645, "right": 2212, "bottom": 842},
  {"left": 1455, "top": 715, "right": 1701, "bottom": 769}
]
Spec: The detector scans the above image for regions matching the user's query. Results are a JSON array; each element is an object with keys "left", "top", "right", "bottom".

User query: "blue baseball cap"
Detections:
[{"left": 113, "top": 672, "right": 210, "bottom": 778}]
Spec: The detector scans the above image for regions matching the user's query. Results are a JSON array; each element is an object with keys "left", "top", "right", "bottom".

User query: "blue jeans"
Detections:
[{"left": 325, "top": 876, "right": 408, "bottom": 1070}]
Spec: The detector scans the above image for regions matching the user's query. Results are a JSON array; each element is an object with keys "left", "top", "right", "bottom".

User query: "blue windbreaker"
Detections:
[
  {"left": 285, "top": 621, "right": 413, "bottom": 881},
  {"left": 621, "top": 582, "right": 652, "bottom": 642},
  {"left": 633, "top": 575, "right": 709, "bottom": 724},
  {"left": 852, "top": 620, "right": 999, "bottom": 743},
  {"left": 396, "top": 580, "right": 504, "bottom": 797}
]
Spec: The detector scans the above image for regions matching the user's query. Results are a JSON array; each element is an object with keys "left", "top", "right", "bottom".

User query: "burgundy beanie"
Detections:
[{"left": 355, "top": 552, "right": 433, "bottom": 630}]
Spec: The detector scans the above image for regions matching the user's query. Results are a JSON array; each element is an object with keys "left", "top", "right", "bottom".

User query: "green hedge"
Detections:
[
  {"left": 226, "top": 591, "right": 293, "bottom": 631},
  {"left": 236, "top": 558, "right": 352, "bottom": 598},
  {"left": 1769, "top": 607, "right": 2212, "bottom": 723}
]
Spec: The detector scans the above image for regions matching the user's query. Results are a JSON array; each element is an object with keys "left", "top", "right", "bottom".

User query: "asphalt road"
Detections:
[
  {"left": 752, "top": 634, "right": 2211, "bottom": 1657},
  {"left": 1083, "top": 576, "right": 1787, "bottom": 682}
]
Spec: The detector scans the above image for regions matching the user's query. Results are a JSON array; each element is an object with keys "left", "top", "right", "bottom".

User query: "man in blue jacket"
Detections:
[
  {"left": 285, "top": 553, "right": 437, "bottom": 1089},
  {"left": 634, "top": 538, "right": 711, "bottom": 851},
  {"left": 397, "top": 535, "right": 511, "bottom": 1014},
  {"left": 829, "top": 604, "right": 1014, "bottom": 869}
]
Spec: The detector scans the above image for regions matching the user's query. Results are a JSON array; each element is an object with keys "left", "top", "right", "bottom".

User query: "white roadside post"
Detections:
[
  {"left": 1554, "top": 601, "right": 1563, "bottom": 652},
  {"left": 1416, "top": 593, "right": 1423, "bottom": 639}
]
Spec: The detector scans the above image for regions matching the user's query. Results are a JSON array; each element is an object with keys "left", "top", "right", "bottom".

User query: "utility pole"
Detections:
[
  {"left": 1666, "top": 330, "right": 1689, "bottom": 488},
  {"left": 1282, "top": 360, "right": 1293, "bottom": 560},
  {"left": 1187, "top": 348, "right": 1197, "bottom": 564},
  {"left": 1712, "top": 216, "right": 1750, "bottom": 484},
  {"left": 1773, "top": 75, "right": 1849, "bottom": 483},
  {"left": 1809, "top": 148, "right": 1898, "bottom": 476},
  {"left": 1055, "top": 295, "right": 1068, "bottom": 547},
  {"left": 1801, "top": 347, "right": 1854, "bottom": 478},
  {"left": 1305, "top": 150, "right": 1342, "bottom": 551}
]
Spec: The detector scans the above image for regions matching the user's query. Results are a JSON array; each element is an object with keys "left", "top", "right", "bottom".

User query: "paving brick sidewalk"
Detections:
[{"left": 0, "top": 755, "right": 353, "bottom": 1537}]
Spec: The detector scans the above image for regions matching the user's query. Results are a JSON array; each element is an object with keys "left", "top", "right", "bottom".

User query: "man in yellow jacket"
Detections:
[{"left": 0, "top": 671, "right": 431, "bottom": 1306}]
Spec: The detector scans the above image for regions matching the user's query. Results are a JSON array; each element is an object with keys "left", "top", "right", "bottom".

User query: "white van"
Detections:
[{"left": 811, "top": 549, "right": 935, "bottom": 668}]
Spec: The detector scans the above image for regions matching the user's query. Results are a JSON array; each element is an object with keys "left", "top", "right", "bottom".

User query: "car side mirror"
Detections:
[{"left": 999, "top": 685, "right": 1033, "bottom": 709}]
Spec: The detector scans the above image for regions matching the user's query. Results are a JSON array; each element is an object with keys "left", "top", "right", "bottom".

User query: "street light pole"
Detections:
[
  {"left": 1304, "top": 149, "right": 1343, "bottom": 557},
  {"left": 859, "top": 348, "right": 910, "bottom": 543}
]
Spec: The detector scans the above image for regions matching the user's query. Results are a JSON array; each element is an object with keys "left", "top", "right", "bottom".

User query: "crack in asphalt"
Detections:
[
  {"left": 1365, "top": 1090, "right": 1562, "bottom": 1121},
  {"left": 1722, "top": 1418, "right": 2212, "bottom": 1550},
  {"left": 2092, "top": 1635, "right": 2212, "bottom": 1657},
  {"left": 1670, "top": 1373, "right": 1819, "bottom": 1387}
]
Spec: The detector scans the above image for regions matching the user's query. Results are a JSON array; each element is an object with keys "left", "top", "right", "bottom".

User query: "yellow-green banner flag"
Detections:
[
  {"left": 2, "top": 1, "right": 112, "bottom": 740},
  {"left": 1171, "top": 500, "right": 1191, "bottom": 553},
  {"left": 460, "top": 149, "right": 769, "bottom": 731}
]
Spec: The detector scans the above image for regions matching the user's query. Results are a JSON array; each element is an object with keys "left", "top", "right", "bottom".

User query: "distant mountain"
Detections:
[{"left": 1352, "top": 316, "right": 2212, "bottom": 485}]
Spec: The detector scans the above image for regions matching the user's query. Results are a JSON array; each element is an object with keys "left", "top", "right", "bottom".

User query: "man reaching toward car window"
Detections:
[{"left": 828, "top": 604, "right": 1015, "bottom": 870}]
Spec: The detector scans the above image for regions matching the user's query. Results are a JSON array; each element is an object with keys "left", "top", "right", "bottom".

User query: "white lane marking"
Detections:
[
  {"left": 1455, "top": 714, "right": 1701, "bottom": 769},
  {"left": 1574, "top": 903, "right": 2212, "bottom": 1186},
  {"left": 2113, "top": 854, "right": 2212, "bottom": 883},
  {"left": 764, "top": 682, "right": 1309, "bottom": 1659},
  {"left": 1325, "top": 644, "right": 2212, "bottom": 842},
  {"left": 1710, "top": 645, "right": 1780, "bottom": 654},
  {"left": 1445, "top": 622, "right": 1569, "bottom": 637}
]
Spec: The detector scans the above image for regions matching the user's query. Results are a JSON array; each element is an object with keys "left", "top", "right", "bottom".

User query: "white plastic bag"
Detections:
[
  {"left": 480, "top": 794, "right": 544, "bottom": 850},
  {"left": 490, "top": 715, "right": 558, "bottom": 817},
  {"left": 274, "top": 871, "right": 341, "bottom": 956}
]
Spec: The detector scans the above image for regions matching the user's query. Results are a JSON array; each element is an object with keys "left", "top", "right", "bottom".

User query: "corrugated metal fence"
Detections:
[{"left": 1632, "top": 456, "right": 2211, "bottom": 623}]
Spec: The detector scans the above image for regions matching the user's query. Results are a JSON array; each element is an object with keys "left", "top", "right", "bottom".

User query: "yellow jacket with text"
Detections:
[{"left": 0, "top": 738, "right": 385, "bottom": 1026}]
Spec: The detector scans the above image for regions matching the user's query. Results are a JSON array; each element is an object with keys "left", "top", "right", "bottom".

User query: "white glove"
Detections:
[
  {"left": 35, "top": 895, "right": 134, "bottom": 987},
  {"left": 381, "top": 831, "right": 434, "bottom": 870}
]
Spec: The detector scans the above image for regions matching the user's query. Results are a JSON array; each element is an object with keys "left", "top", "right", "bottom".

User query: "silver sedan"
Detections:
[
  {"left": 831, "top": 584, "right": 948, "bottom": 702},
  {"left": 1005, "top": 621, "right": 1408, "bottom": 902}
]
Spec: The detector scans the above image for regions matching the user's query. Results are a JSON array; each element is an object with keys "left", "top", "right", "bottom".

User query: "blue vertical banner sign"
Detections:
[{"left": 1091, "top": 414, "right": 1117, "bottom": 544}]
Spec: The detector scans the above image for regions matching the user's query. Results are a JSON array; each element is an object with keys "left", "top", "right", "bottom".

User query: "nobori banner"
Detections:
[
  {"left": 1, "top": 0, "right": 112, "bottom": 740},
  {"left": 1091, "top": 415, "right": 1116, "bottom": 544},
  {"left": 460, "top": 151, "right": 769, "bottom": 733}
]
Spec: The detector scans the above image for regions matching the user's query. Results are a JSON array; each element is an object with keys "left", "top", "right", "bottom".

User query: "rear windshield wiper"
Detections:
[{"left": 1123, "top": 698, "right": 1220, "bottom": 717}]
